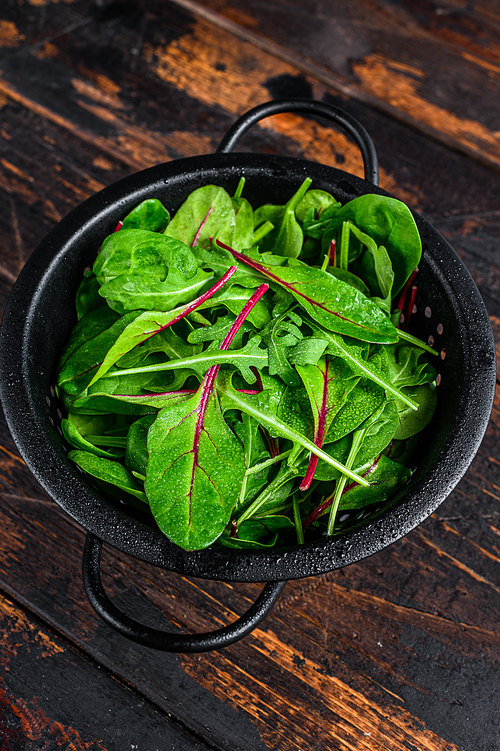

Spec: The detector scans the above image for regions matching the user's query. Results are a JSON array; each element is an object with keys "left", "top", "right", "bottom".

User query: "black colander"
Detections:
[{"left": 0, "top": 100, "right": 495, "bottom": 652}]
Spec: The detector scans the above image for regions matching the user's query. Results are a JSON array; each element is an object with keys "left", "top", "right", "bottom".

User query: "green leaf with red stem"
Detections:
[
  {"left": 144, "top": 284, "right": 269, "bottom": 550},
  {"left": 296, "top": 355, "right": 360, "bottom": 490},
  {"left": 88, "top": 266, "right": 237, "bottom": 386},
  {"left": 216, "top": 241, "right": 398, "bottom": 344}
]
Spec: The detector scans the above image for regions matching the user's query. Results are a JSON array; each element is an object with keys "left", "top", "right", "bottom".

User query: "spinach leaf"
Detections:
[
  {"left": 94, "top": 229, "right": 198, "bottom": 285},
  {"left": 394, "top": 383, "right": 438, "bottom": 440},
  {"left": 121, "top": 198, "right": 170, "bottom": 232},
  {"left": 327, "top": 194, "right": 422, "bottom": 295},
  {"left": 98, "top": 267, "right": 214, "bottom": 314},
  {"left": 164, "top": 185, "right": 235, "bottom": 248},
  {"left": 75, "top": 270, "right": 106, "bottom": 320},
  {"left": 69, "top": 450, "right": 148, "bottom": 503}
]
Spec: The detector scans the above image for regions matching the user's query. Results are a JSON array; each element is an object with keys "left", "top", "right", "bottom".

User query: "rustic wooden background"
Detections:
[{"left": 0, "top": 1, "right": 499, "bottom": 749}]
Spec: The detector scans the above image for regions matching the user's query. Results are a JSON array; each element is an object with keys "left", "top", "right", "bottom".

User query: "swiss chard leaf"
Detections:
[
  {"left": 144, "top": 285, "right": 269, "bottom": 549},
  {"left": 296, "top": 355, "right": 359, "bottom": 488},
  {"left": 217, "top": 243, "right": 399, "bottom": 344},
  {"left": 217, "top": 370, "right": 369, "bottom": 487}
]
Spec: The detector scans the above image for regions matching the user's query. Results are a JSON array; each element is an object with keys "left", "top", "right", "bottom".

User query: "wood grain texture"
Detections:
[
  {"left": 0, "top": 592, "right": 210, "bottom": 750},
  {"left": 174, "top": 0, "right": 500, "bottom": 171},
  {"left": 0, "top": 1, "right": 499, "bottom": 749}
]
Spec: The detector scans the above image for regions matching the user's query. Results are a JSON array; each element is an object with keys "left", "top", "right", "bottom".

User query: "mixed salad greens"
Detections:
[{"left": 55, "top": 177, "right": 438, "bottom": 551}]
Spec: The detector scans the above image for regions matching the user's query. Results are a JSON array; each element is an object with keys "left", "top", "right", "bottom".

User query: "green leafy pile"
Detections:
[{"left": 55, "top": 178, "right": 438, "bottom": 551}]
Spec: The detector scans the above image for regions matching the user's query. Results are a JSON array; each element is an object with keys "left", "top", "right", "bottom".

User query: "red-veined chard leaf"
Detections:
[
  {"left": 306, "top": 318, "right": 418, "bottom": 410},
  {"left": 216, "top": 241, "right": 398, "bottom": 344},
  {"left": 144, "top": 284, "right": 269, "bottom": 550},
  {"left": 164, "top": 185, "right": 235, "bottom": 248},
  {"left": 88, "top": 266, "right": 237, "bottom": 386},
  {"left": 296, "top": 355, "right": 360, "bottom": 489},
  {"left": 216, "top": 369, "right": 369, "bottom": 488}
]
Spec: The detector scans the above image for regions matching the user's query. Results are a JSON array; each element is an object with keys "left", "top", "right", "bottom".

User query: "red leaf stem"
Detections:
[
  {"left": 114, "top": 220, "right": 123, "bottom": 232},
  {"left": 188, "top": 283, "right": 270, "bottom": 507},
  {"left": 396, "top": 268, "right": 419, "bottom": 328},
  {"left": 192, "top": 207, "right": 212, "bottom": 246},
  {"left": 299, "top": 356, "right": 330, "bottom": 491},
  {"left": 328, "top": 239, "right": 336, "bottom": 266},
  {"left": 404, "top": 285, "right": 418, "bottom": 331}
]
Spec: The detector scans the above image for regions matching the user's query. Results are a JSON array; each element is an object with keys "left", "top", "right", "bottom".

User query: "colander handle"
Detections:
[
  {"left": 82, "top": 532, "right": 286, "bottom": 652},
  {"left": 216, "top": 98, "right": 379, "bottom": 185}
]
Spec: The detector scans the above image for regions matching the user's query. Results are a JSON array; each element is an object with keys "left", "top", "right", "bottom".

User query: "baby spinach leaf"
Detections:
[
  {"left": 221, "top": 515, "right": 296, "bottom": 549},
  {"left": 328, "top": 194, "right": 422, "bottom": 295},
  {"left": 75, "top": 270, "right": 106, "bottom": 320},
  {"left": 68, "top": 450, "right": 148, "bottom": 503},
  {"left": 394, "top": 383, "right": 438, "bottom": 440},
  {"left": 94, "top": 230, "right": 197, "bottom": 285},
  {"left": 231, "top": 194, "right": 254, "bottom": 250},
  {"left": 61, "top": 418, "right": 123, "bottom": 459},
  {"left": 252, "top": 179, "right": 311, "bottom": 257},
  {"left": 338, "top": 454, "right": 411, "bottom": 511},
  {"left": 98, "top": 267, "right": 213, "bottom": 314},
  {"left": 121, "top": 198, "right": 170, "bottom": 232},
  {"left": 295, "top": 189, "right": 341, "bottom": 225},
  {"left": 125, "top": 414, "right": 156, "bottom": 476},
  {"left": 164, "top": 184, "right": 235, "bottom": 248}
]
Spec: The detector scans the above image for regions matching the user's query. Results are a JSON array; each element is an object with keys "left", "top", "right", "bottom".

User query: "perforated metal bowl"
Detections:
[{"left": 0, "top": 100, "right": 495, "bottom": 651}]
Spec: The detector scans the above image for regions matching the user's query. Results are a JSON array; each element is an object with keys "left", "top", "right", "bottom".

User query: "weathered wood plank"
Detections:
[
  {"left": 171, "top": 0, "right": 500, "bottom": 171},
  {"left": 2, "top": 25, "right": 500, "bottom": 316},
  {"left": 0, "top": 591, "right": 210, "bottom": 750}
]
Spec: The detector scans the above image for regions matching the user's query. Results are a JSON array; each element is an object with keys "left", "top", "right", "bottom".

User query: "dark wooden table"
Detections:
[{"left": 1, "top": 2, "right": 499, "bottom": 749}]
